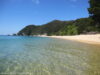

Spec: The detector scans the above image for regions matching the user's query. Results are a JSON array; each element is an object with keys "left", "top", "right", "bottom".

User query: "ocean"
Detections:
[{"left": 0, "top": 36, "right": 100, "bottom": 75}]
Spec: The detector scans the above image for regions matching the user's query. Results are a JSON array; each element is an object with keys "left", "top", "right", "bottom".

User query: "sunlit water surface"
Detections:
[{"left": 0, "top": 36, "right": 100, "bottom": 75}]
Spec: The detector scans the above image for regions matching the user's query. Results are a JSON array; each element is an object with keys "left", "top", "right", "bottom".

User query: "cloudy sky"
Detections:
[{"left": 0, "top": 0, "right": 89, "bottom": 35}]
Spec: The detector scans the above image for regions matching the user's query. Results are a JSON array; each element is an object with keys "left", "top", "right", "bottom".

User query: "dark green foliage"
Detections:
[
  {"left": 88, "top": 0, "right": 100, "bottom": 27},
  {"left": 66, "top": 25, "right": 78, "bottom": 35},
  {"left": 59, "top": 18, "right": 97, "bottom": 35},
  {"left": 18, "top": 25, "right": 37, "bottom": 36},
  {"left": 18, "top": 20, "right": 75, "bottom": 36},
  {"left": 18, "top": 18, "right": 98, "bottom": 36},
  {"left": 74, "top": 18, "right": 96, "bottom": 33},
  {"left": 59, "top": 25, "right": 78, "bottom": 35},
  {"left": 41, "top": 20, "right": 74, "bottom": 35},
  {"left": 17, "top": 20, "right": 68, "bottom": 36}
]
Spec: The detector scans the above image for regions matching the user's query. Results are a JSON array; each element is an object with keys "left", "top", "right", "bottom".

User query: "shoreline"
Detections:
[{"left": 42, "top": 34, "right": 100, "bottom": 45}]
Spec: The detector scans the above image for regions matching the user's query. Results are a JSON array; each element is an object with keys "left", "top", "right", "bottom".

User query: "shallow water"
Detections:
[{"left": 0, "top": 36, "right": 100, "bottom": 75}]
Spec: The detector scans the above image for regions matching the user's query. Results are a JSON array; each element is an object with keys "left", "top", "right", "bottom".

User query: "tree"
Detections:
[
  {"left": 66, "top": 25, "right": 78, "bottom": 35},
  {"left": 88, "top": 0, "right": 100, "bottom": 27},
  {"left": 18, "top": 25, "right": 37, "bottom": 36},
  {"left": 59, "top": 25, "right": 78, "bottom": 35},
  {"left": 74, "top": 18, "right": 96, "bottom": 33}
]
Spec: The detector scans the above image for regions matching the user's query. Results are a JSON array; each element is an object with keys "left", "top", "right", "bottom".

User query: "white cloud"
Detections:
[{"left": 32, "top": 0, "right": 40, "bottom": 4}]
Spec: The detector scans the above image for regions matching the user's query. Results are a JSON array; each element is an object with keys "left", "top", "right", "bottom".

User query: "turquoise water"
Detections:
[{"left": 0, "top": 36, "right": 100, "bottom": 75}]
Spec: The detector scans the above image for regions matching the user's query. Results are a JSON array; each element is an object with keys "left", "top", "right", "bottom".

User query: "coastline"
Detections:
[{"left": 43, "top": 34, "right": 100, "bottom": 45}]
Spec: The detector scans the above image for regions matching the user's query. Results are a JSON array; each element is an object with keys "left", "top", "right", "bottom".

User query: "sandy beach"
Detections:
[{"left": 46, "top": 34, "right": 100, "bottom": 45}]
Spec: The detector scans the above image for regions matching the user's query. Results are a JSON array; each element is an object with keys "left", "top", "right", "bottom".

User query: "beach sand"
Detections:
[{"left": 46, "top": 34, "right": 100, "bottom": 45}]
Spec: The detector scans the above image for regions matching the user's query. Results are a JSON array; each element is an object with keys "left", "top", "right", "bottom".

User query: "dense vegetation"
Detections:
[
  {"left": 18, "top": 18, "right": 97, "bottom": 36},
  {"left": 18, "top": 0, "right": 100, "bottom": 36},
  {"left": 88, "top": 0, "right": 100, "bottom": 27}
]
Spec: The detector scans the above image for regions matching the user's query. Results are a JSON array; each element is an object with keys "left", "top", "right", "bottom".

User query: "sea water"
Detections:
[{"left": 0, "top": 36, "right": 100, "bottom": 75}]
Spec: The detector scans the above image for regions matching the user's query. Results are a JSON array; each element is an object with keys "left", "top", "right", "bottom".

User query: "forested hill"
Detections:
[
  {"left": 18, "top": 0, "right": 100, "bottom": 36},
  {"left": 17, "top": 18, "right": 99, "bottom": 36}
]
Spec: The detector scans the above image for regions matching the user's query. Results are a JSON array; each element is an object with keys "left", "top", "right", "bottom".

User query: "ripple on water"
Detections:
[{"left": 0, "top": 36, "right": 100, "bottom": 75}]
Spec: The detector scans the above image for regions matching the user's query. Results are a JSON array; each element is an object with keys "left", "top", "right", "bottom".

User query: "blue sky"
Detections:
[{"left": 0, "top": 0, "right": 89, "bottom": 35}]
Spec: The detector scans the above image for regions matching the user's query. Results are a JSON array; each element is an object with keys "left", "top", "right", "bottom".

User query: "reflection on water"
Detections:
[{"left": 0, "top": 36, "right": 100, "bottom": 75}]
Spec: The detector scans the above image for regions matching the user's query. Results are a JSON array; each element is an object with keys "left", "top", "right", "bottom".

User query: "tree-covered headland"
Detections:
[{"left": 18, "top": 0, "right": 100, "bottom": 36}]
